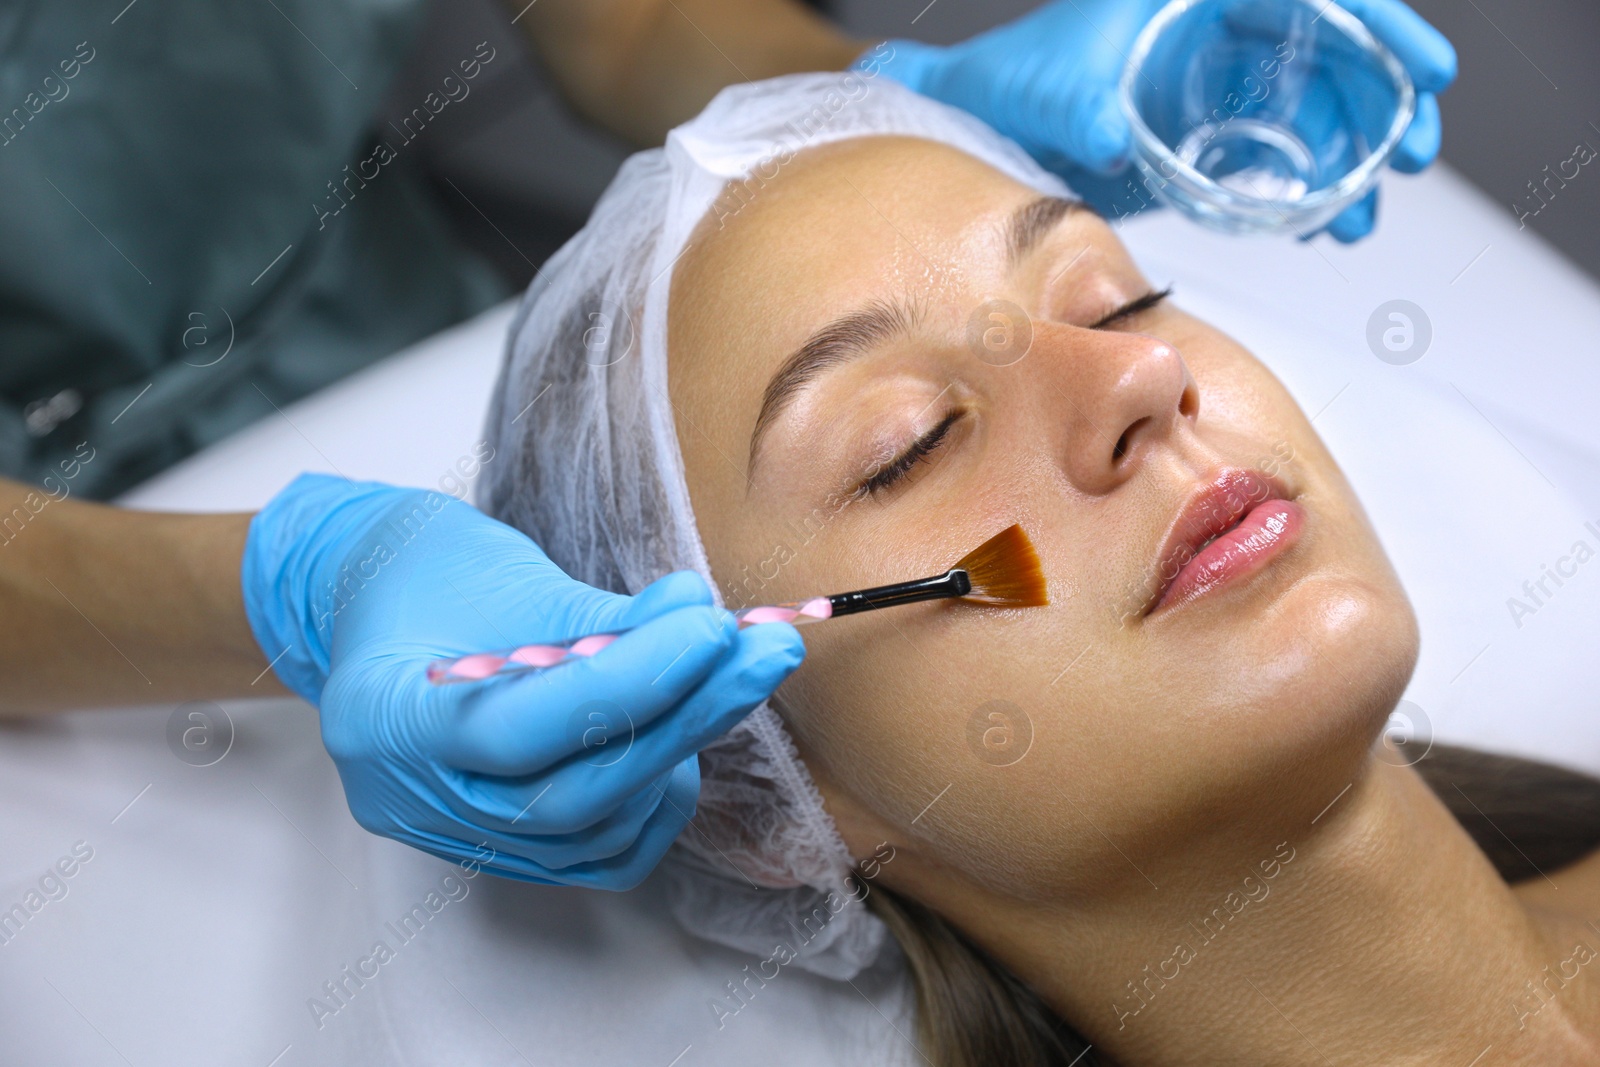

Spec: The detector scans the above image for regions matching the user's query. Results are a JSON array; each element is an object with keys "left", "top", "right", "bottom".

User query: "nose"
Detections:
[{"left": 1034, "top": 325, "right": 1198, "bottom": 496}]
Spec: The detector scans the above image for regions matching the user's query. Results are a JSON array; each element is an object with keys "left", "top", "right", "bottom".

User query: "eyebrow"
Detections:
[
  {"left": 1007, "top": 195, "right": 1087, "bottom": 267},
  {"left": 748, "top": 296, "right": 924, "bottom": 474}
]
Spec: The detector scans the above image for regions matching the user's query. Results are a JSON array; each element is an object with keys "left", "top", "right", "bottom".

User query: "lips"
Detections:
[{"left": 1145, "top": 467, "right": 1304, "bottom": 616}]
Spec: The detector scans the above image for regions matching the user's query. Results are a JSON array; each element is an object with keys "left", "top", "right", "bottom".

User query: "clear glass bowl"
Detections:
[{"left": 1119, "top": 0, "right": 1415, "bottom": 235}]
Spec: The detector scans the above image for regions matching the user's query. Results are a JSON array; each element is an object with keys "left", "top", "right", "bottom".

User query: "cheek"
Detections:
[
  {"left": 779, "top": 612, "right": 985, "bottom": 796},
  {"left": 1184, "top": 341, "right": 1302, "bottom": 450},
  {"left": 775, "top": 608, "right": 1123, "bottom": 896}
]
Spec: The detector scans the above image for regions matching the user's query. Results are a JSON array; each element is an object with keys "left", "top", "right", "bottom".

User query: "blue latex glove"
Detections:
[
  {"left": 862, "top": 0, "right": 1456, "bottom": 243},
  {"left": 241, "top": 473, "right": 804, "bottom": 890}
]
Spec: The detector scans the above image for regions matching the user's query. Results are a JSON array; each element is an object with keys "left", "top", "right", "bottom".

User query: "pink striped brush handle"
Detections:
[{"left": 425, "top": 596, "right": 834, "bottom": 685}]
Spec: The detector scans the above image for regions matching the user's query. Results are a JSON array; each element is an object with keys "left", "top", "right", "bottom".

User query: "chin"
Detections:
[
  {"left": 1090, "top": 561, "right": 1415, "bottom": 841},
  {"left": 1224, "top": 568, "right": 1420, "bottom": 783}
]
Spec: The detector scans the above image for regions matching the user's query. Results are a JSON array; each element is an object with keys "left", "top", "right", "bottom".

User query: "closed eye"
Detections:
[
  {"left": 845, "top": 289, "right": 1169, "bottom": 501},
  {"left": 1090, "top": 286, "right": 1173, "bottom": 330},
  {"left": 856, "top": 409, "right": 963, "bottom": 499}
]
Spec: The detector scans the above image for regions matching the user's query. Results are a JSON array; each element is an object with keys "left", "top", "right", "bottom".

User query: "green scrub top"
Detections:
[{"left": 0, "top": 0, "right": 509, "bottom": 498}]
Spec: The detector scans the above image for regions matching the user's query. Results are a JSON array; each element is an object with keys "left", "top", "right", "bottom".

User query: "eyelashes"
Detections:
[
  {"left": 1089, "top": 285, "right": 1173, "bottom": 330},
  {"left": 856, "top": 409, "right": 963, "bottom": 499}
]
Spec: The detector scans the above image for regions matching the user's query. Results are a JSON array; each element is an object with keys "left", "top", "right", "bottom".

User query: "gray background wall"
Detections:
[
  {"left": 395, "top": 0, "right": 1600, "bottom": 287},
  {"left": 1400, "top": 0, "right": 1600, "bottom": 275}
]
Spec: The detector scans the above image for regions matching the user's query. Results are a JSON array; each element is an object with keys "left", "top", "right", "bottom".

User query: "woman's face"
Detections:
[{"left": 668, "top": 136, "right": 1418, "bottom": 902}]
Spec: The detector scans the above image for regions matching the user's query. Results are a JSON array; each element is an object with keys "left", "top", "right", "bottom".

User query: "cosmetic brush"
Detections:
[{"left": 426, "top": 524, "right": 1047, "bottom": 685}]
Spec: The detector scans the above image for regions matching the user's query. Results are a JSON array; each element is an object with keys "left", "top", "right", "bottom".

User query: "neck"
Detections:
[{"left": 945, "top": 758, "right": 1600, "bottom": 1066}]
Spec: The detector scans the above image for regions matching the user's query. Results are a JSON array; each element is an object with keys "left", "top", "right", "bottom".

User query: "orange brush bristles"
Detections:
[{"left": 954, "top": 524, "right": 1049, "bottom": 607}]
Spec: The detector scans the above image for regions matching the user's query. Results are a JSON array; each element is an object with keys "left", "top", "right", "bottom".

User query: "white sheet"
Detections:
[{"left": 5, "top": 162, "right": 1600, "bottom": 1066}]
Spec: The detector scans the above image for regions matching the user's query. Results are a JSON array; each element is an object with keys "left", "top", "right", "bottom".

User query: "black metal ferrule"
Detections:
[{"left": 826, "top": 568, "right": 972, "bottom": 617}]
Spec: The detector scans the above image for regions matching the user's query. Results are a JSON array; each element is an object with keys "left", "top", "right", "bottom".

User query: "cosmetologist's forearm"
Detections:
[
  {"left": 510, "top": 0, "right": 866, "bottom": 145},
  {"left": 0, "top": 477, "right": 284, "bottom": 714}
]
